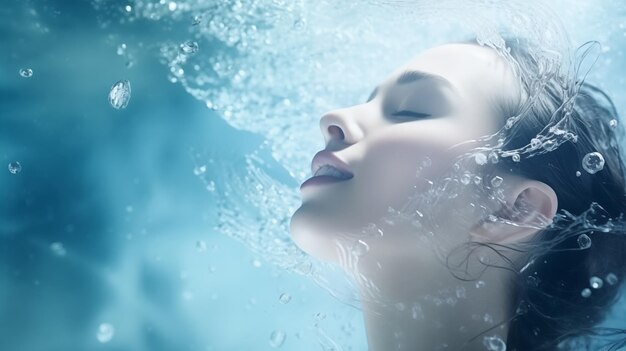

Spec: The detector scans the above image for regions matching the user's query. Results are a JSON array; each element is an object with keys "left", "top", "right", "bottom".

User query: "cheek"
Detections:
[{"left": 354, "top": 129, "right": 465, "bottom": 215}]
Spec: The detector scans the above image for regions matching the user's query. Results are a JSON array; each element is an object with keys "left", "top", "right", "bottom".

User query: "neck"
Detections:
[{"left": 346, "top": 225, "right": 515, "bottom": 351}]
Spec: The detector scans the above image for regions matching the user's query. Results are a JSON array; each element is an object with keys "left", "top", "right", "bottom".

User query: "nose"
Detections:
[{"left": 319, "top": 108, "right": 364, "bottom": 147}]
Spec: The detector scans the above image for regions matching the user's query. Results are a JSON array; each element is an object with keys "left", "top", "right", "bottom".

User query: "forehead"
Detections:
[{"left": 384, "top": 43, "right": 521, "bottom": 125}]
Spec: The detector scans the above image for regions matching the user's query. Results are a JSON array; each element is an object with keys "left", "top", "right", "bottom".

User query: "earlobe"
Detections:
[{"left": 470, "top": 176, "right": 558, "bottom": 244}]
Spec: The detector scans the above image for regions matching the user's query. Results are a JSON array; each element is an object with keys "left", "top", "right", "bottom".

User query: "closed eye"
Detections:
[{"left": 390, "top": 110, "right": 431, "bottom": 118}]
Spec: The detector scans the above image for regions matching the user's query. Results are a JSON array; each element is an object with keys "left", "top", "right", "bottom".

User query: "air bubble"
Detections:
[
  {"left": 530, "top": 138, "right": 541, "bottom": 149},
  {"left": 193, "top": 165, "right": 207, "bottom": 175},
  {"left": 543, "top": 140, "right": 558, "bottom": 151},
  {"left": 474, "top": 153, "right": 487, "bottom": 165},
  {"left": 180, "top": 40, "right": 199, "bottom": 55},
  {"left": 411, "top": 303, "right": 424, "bottom": 320},
  {"left": 352, "top": 240, "right": 370, "bottom": 256},
  {"left": 96, "top": 323, "right": 115, "bottom": 343},
  {"left": 581, "top": 288, "right": 592, "bottom": 298},
  {"left": 269, "top": 330, "right": 286, "bottom": 348},
  {"left": 108, "top": 80, "right": 131, "bottom": 109},
  {"left": 50, "top": 242, "right": 67, "bottom": 256},
  {"left": 606, "top": 273, "right": 618, "bottom": 286},
  {"left": 475, "top": 280, "right": 485, "bottom": 288},
  {"left": 512, "top": 153, "right": 520, "bottom": 162},
  {"left": 483, "top": 335, "right": 506, "bottom": 351},
  {"left": 590, "top": 276, "right": 603, "bottom": 289},
  {"left": 516, "top": 301, "right": 528, "bottom": 315},
  {"left": 117, "top": 43, "right": 127, "bottom": 55},
  {"left": 488, "top": 152, "right": 499, "bottom": 164},
  {"left": 577, "top": 234, "right": 591, "bottom": 249},
  {"left": 582, "top": 152, "right": 605, "bottom": 174},
  {"left": 526, "top": 275, "right": 540, "bottom": 287},
  {"left": 460, "top": 172, "right": 471, "bottom": 185},
  {"left": 279, "top": 293, "right": 291, "bottom": 304},
  {"left": 609, "top": 119, "right": 618, "bottom": 128},
  {"left": 192, "top": 15, "right": 203, "bottom": 25},
  {"left": 8, "top": 161, "right": 22, "bottom": 174},
  {"left": 19, "top": 68, "right": 33, "bottom": 78},
  {"left": 196, "top": 240, "right": 207, "bottom": 252},
  {"left": 490, "top": 176, "right": 503, "bottom": 188},
  {"left": 576, "top": 171, "right": 581, "bottom": 177}
]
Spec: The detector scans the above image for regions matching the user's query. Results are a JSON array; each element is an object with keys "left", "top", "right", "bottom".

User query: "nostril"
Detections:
[{"left": 328, "top": 125, "right": 345, "bottom": 140}]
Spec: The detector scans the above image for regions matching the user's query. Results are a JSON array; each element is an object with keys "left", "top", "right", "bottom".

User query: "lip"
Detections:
[{"left": 300, "top": 150, "right": 354, "bottom": 190}]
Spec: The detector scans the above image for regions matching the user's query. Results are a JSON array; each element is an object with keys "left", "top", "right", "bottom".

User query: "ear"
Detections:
[{"left": 470, "top": 174, "right": 558, "bottom": 244}]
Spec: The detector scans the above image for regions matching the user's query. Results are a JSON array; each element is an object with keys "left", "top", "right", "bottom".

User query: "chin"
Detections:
[{"left": 289, "top": 204, "right": 343, "bottom": 263}]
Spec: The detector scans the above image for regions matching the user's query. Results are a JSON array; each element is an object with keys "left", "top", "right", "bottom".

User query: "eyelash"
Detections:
[{"left": 391, "top": 110, "right": 431, "bottom": 118}]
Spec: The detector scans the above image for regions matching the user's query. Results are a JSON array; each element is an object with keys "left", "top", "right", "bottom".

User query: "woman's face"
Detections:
[{"left": 290, "top": 43, "right": 521, "bottom": 263}]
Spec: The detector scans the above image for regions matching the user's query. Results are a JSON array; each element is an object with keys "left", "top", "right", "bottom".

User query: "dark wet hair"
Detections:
[{"left": 478, "top": 38, "right": 626, "bottom": 350}]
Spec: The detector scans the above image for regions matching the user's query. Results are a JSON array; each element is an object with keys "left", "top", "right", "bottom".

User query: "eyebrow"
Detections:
[{"left": 366, "top": 70, "right": 456, "bottom": 102}]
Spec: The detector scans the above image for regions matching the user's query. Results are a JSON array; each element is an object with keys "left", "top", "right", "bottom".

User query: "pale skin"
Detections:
[{"left": 290, "top": 43, "right": 559, "bottom": 351}]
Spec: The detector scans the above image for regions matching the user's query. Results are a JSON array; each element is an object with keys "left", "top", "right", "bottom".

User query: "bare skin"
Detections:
[{"left": 290, "top": 43, "right": 558, "bottom": 350}]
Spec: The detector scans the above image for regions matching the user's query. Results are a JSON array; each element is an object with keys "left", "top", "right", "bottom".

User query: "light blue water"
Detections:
[{"left": 1, "top": 0, "right": 625, "bottom": 350}]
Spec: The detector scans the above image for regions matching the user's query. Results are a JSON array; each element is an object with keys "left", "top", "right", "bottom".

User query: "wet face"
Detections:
[{"left": 290, "top": 43, "right": 521, "bottom": 264}]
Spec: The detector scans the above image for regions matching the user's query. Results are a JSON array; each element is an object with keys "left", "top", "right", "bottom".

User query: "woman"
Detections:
[{"left": 290, "top": 38, "right": 626, "bottom": 351}]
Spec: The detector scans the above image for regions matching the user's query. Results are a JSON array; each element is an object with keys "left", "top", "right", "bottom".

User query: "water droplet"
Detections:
[
  {"left": 96, "top": 323, "right": 115, "bottom": 343},
  {"left": 50, "top": 242, "right": 66, "bottom": 256},
  {"left": 108, "top": 80, "right": 131, "bottom": 109},
  {"left": 606, "top": 273, "right": 618, "bottom": 286},
  {"left": 269, "top": 330, "right": 286, "bottom": 348},
  {"left": 490, "top": 176, "right": 503, "bottom": 188},
  {"left": 609, "top": 119, "right": 618, "bottom": 128},
  {"left": 590, "top": 276, "right": 603, "bottom": 289},
  {"left": 581, "top": 288, "right": 592, "bottom": 298},
  {"left": 582, "top": 152, "right": 605, "bottom": 174},
  {"left": 180, "top": 40, "right": 199, "bottom": 55},
  {"left": 279, "top": 293, "right": 291, "bottom": 304},
  {"left": 125, "top": 5, "right": 132, "bottom": 12},
  {"left": 512, "top": 153, "right": 520, "bottom": 162},
  {"left": 19, "top": 68, "right": 33, "bottom": 77},
  {"left": 193, "top": 165, "right": 206, "bottom": 175},
  {"left": 168, "top": 1, "right": 177, "bottom": 11},
  {"left": 577, "top": 234, "right": 592, "bottom": 249},
  {"left": 206, "top": 180, "right": 216, "bottom": 192},
  {"left": 8, "top": 161, "right": 22, "bottom": 174},
  {"left": 196, "top": 240, "right": 207, "bottom": 252},
  {"left": 352, "top": 239, "right": 370, "bottom": 256},
  {"left": 474, "top": 153, "right": 487, "bottom": 165},
  {"left": 482, "top": 335, "right": 506, "bottom": 351},
  {"left": 576, "top": 171, "right": 581, "bottom": 177},
  {"left": 475, "top": 280, "right": 485, "bottom": 288},
  {"left": 460, "top": 172, "right": 471, "bottom": 185}
]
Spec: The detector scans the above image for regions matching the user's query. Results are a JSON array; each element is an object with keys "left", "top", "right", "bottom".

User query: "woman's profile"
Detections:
[{"left": 290, "top": 38, "right": 626, "bottom": 351}]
